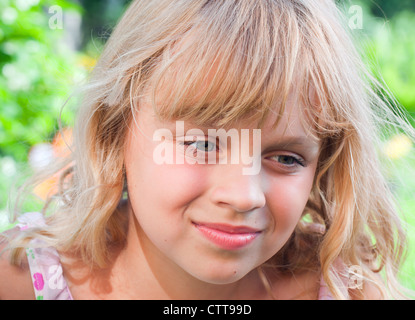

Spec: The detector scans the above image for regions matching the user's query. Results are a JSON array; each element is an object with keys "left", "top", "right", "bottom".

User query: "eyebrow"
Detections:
[{"left": 262, "top": 136, "right": 321, "bottom": 153}]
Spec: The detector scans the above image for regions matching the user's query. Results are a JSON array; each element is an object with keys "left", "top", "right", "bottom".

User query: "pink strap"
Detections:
[{"left": 18, "top": 212, "right": 73, "bottom": 300}]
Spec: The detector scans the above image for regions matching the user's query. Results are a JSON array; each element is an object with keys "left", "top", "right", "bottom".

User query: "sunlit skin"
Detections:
[{"left": 112, "top": 92, "right": 321, "bottom": 299}]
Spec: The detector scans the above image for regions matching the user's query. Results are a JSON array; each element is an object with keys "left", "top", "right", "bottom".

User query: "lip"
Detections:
[{"left": 192, "top": 222, "right": 261, "bottom": 250}]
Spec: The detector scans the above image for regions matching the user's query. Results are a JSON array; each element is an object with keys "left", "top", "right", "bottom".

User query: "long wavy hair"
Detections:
[{"left": 6, "top": 0, "right": 415, "bottom": 299}]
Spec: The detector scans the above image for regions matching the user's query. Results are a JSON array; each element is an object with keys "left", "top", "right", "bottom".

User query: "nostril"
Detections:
[{"left": 210, "top": 184, "right": 266, "bottom": 213}]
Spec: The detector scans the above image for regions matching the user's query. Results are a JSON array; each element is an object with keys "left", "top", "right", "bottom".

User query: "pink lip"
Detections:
[{"left": 193, "top": 222, "right": 261, "bottom": 250}]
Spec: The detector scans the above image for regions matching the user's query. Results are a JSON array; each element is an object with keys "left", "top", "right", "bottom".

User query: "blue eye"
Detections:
[
  {"left": 273, "top": 155, "right": 305, "bottom": 167},
  {"left": 183, "top": 140, "right": 216, "bottom": 152},
  {"left": 194, "top": 141, "right": 216, "bottom": 152},
  {"left": 182, "top": 139, "right": 218, "bottom": 154}
]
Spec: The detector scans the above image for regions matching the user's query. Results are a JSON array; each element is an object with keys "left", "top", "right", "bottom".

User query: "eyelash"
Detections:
[
  {"left": 268, "top": 154, "right": 306, "bottom": 168},
  {"left": 179, "top": 139, "right": 307, "bottom": 169},
  {"left": 180, "top": 138, "right": 218, "bottom": 156}
]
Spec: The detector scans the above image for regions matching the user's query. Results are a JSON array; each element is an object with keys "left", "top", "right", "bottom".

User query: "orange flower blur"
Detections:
[{"left": 33, "top": 128, "right": 73, "bottom": 200}]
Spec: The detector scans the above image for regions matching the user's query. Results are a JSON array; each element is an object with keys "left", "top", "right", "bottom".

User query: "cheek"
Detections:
[
  {"left": 124, "top": 137, "right": 210, "bottom": 249},
  {"left": 265, "top": 173, "right": 315, "bottom": 232},
  {"left": 125, "top": 136, "right": 208, "bottom": 213},
  {"left": 144, "top": 163, "right": 208, "bottom": 208}
]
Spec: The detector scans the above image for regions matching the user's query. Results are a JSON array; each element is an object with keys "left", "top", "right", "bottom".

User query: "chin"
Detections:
[{"left": 188, "top": 264, "right": 252, "bottom": 285}]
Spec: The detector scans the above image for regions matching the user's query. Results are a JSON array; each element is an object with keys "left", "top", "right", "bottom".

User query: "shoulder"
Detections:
[
  {"left": 0, "top": 227, "right": 36, "bottom": 300},
  {"left": 349, "top": 279, "right": 384, "bottom": 300},
  {"left": 362, "top": 281, "right": 383, "bottom": 300}
]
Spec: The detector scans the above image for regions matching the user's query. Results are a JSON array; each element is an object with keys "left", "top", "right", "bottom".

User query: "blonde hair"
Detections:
[{"left": 6, "top": 0, "right": 415, "bottom": 299}]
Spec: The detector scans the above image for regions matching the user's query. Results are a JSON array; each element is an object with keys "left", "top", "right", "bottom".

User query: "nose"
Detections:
[{"left": 209, "top": 165, "right": 266, "bottom": 213}]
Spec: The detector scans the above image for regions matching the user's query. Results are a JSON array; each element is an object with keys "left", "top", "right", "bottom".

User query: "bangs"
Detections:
[{"left": 141, "top": 0, "right": 311, "bottom": 130}]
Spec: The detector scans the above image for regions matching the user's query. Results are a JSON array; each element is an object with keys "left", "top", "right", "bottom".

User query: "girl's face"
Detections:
[{"left": 124, "top": 94, "right": 320, "bottom": 285}]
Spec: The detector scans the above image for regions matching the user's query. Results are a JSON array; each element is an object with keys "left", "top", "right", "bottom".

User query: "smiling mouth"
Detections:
[{"left": 192, "top": 222, "right": 261, "bottom": 250}]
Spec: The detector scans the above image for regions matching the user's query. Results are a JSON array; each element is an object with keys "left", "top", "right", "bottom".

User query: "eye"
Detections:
[
  {"left": 182, "top": 140, "right": 217, "bottom": 152},
  {"left": 276, "top": 155, "right": 300, "bottom": 166},
  {"left": 178, "top": 137, "right": 221, "bottom": 162},
  {"left": 269, "top": 154, "right": 306, "bottom": 168},
  {"left": 189, "top": 140, "right": 216, "bottom": 152}
]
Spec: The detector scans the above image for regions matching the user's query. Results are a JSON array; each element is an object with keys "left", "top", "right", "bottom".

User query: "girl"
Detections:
[{"left": 1, "top": 0, "right": 414, "bottom": 300}]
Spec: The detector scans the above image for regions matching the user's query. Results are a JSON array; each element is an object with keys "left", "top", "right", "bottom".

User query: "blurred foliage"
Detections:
[
  {"left": 355, "top": 1, "right": 415, "bottom": 118},
  {"left": 369, "top": 11, "right": 415, "bottom": 115},
  {"left": 369, "top": 0, "right": 415, "bottom": 19},
  {"left": 78, "top": 0, "right": 131, "bottom": 48},
  {"left": 0, "top": 0, "right": 83, "bottom": 162}
]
